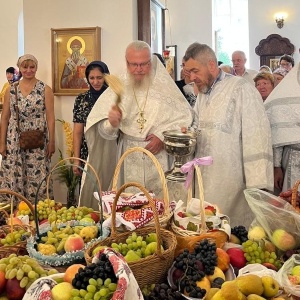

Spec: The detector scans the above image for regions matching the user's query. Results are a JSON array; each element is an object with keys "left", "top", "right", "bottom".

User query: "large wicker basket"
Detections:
[
  {"left": 85, "top": 181, "right": 177, "bottom": 288},
  {"left": 0, "top": 189, "right": 35, "bottom": 258},
  {"left": 109, "top": 146, "right": 172, "bottom": 229},
  {"left": 26, "top": 157, "right": 109, "bottom": 266}
]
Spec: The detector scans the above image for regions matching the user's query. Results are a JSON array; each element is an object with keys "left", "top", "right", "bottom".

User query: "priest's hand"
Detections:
[
  {"left": 108, "top": 105, "right": 122, "bottom": 128},
  {"left": 274, "top": 167, "right": 283, "bottom": 190},
  {"left": 145, "top": 134, "right": 163, "bottom": 155}
]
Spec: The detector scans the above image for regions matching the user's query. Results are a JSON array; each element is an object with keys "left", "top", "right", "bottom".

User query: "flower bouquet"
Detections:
[{"left": 56, "top": 119, "right": 80, "bottom": 208}]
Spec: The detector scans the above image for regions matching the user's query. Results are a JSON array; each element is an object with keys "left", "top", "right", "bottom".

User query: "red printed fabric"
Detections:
[{"left": 92, "top": 248, "right": 143, "bottom": 300}]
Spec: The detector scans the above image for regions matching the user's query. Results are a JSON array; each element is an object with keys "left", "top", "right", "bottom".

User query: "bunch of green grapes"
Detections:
[
  {"left": 16, "top": 209, "right": 33, "bottom": 220},
  {"left": 71, "top": 278, "right": 117, "bottom": 300},
  {"left": 0, "top": 254, "right": 58, "bottom": 290},
  {"left": 111, "top": 232, "right": 150, "bottom": 258},
  {"left": 48, "top": 206, "right": 94, "bottom": 223},
  {"left": 242, "top": 240, "right": 282, "bottom": 269},
  {"left": 37, "top": 199, "right": 56, "bottom": 221},
  {"left": 0, "top": 229, "right": 31, "bottom": 245}
]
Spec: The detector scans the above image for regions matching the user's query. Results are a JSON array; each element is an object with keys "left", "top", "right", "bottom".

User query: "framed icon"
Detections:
[
  {"left": 137, "top": 0, "right": 165, "bottom": 53},
  {"left": 51, "top": 27, "right": 101, "bottom": 95}
]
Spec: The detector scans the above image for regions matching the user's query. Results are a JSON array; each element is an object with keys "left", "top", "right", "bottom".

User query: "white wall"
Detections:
[
  {"left": 249, "top": 0, "right": 300, "bottom": 71},
  {"left": 165, "top": 0, "right": 213, "bottom": 78},
  {"left": 0, "top": 1, "right": 23, "bottom": 85}
]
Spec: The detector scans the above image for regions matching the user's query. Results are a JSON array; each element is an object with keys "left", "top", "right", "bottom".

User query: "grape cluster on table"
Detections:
[
  {"left": 71, "top": 253, "right": 117, "bottom": 300},
  {"left": 231, "top": 225, "right": 248, "bottom": 243}
]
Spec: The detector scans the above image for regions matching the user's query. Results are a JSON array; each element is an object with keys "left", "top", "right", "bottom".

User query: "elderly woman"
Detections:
[
  {"left": 253, "top": 72, "right": 275, "bottom": 102},
  {"left": 259, "top": 65, "right": 272, "bottom": 73},
  {"left": 273, "top": 67, "right": 288, "bottom": 86}
]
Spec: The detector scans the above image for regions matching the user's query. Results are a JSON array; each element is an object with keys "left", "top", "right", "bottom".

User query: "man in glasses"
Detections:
[
  {"left": 83, "top": 40, "right": 192, "bottom": 196},
  {"left": 184, "top": 42, "right": 273, "bottom": 227}
]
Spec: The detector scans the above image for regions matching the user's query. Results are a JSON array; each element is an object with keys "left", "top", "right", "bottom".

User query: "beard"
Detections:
[
  {"left": 71, "top": 49, "right": 81, "bottom": 61},
  {"left": 128, "top": 69, "right": 154, "bottom": 90},
  {"left": 196, "top": 72, "right": 215, "bottom": 94}
]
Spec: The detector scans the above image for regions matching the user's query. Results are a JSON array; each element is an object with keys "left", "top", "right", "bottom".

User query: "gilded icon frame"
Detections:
[{"left": 51, "top": 27, "right": 101, "bottom": 95}]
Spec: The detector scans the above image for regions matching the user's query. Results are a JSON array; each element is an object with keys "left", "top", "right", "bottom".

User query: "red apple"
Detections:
[
  {"left": 64, "top": 234, "right": 85, "bottom": 252},
  {"left": 6, "top": 278, "right": 26, "bottom": 300},
  {"left": 89, "top": 212, "right": 100, "bottom": 223},
  {"left": 226, "top": 247, "right": 246, "bottom": 269},
  {"left": 0, "top": 270, "right": 6, "bottom": 294}
]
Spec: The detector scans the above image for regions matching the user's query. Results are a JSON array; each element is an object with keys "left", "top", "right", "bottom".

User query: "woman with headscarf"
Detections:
[
  {"left": 0, "top": 54, "right": 55, "bottom": 204},
  {"left": 72, "top": 61, "right": 110, "bottom": 184}
]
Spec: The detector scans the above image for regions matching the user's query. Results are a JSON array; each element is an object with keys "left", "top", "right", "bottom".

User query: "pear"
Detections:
[
  {"left": 205, "top": 288, "right": 220, "bottom": 300},
  {"left": 124, "top": 250, "right": 141, "bottom": 262},
  {"left": 221, "top": 281, "right": 246, "bottom": 300},
  {"left": 247, "top": 295, "right": 267, "bottom": 300},
  {"left": 235, "top": 274, "right": 264, "bottom": 296}
]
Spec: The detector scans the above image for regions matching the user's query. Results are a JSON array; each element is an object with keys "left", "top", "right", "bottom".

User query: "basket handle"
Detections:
[
  {"left": 0, "top": 189, "right": 35, "bottom": 233},
  {"left": 35, "top": 157, "right": 103, "bottom": 240},
  {"left": 186, "top": 165, "right": 206, "bottom": 233},
  {"left": 111, "top": 181, "right": 163, "bottom": 256},
  {"left": 46, "top": 157, "right": 102, "bottom": 201},
  {"left": 111, "top": 147, "right": 170, "bottom": 215},
  {"left": 291, "top": 179, "right": 300, "bottom": 209},
  {"left": 0, "top": 190, "right": 35, "bottom": 215}
]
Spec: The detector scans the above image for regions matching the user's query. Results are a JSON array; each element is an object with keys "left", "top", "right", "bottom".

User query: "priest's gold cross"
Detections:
[{"left": 137, "top": 111, "right": 147, "bottom": 133}]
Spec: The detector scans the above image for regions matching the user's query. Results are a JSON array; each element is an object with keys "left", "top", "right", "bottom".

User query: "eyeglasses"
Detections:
[
  {"left": 126, "top": 59, "right": 151, "bottom": 69},
  {"left": 280, "top": 62, "right": 291, "bottom": 67}
]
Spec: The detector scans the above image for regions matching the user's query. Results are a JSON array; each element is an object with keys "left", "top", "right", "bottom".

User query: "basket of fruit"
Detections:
[
  {"left": 26, "top": 157, "right": 110, "bottom": 266},
  {"left": 108, "top": 147, "right": 172, "bottom": 229},
  {"left": 0, "top": 190, "right": 35, "bottom": 258},
  {"left": 171, "top": 165, "right": 229, "bottom": 237},
  {"left": 84, "top": 181, "right": 177, "bottom": 288}
]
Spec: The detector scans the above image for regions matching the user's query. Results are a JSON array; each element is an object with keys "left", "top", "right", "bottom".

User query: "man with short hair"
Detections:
[
  {"left": 184, "top": 42, "right": 273, "bottom": 227},
  {"left": 232, "top": 50, "right": 257, "bottom": 84},
  {"left": 83, "top": 40, "right": 192, "bottom": 198}
]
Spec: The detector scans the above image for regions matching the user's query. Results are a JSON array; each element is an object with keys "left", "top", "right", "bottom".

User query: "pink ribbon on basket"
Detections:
[{"left": 180, "top": 156, "right": 213, "bottom": 188}]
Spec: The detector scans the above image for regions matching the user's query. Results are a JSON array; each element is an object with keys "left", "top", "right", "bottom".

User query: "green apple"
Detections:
[
  {"left": 261, "top": 275, "right": 279, "bottom": 298},
  {"left": 292, "top": 265, "right": 300, "bottom": 276}
]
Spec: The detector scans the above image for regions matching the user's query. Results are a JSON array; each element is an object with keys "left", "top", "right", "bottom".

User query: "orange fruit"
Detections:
[{"left": 18, "top": 201, "right": 29, "bottom": 211}]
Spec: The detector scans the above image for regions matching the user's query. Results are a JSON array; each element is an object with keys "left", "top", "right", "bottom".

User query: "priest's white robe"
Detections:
[
  {"left": 193, "top": 71, "right": 273, "bottom": 227},
  {"left": 84, "top": 56, "right": 193, "bottom": 197}
]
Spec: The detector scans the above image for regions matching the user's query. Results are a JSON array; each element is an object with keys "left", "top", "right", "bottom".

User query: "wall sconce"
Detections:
[{"left": 274, "top": 13, "right": 286, "bottom": 29}]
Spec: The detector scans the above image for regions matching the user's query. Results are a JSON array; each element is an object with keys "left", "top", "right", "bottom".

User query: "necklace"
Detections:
[{"left": 133, "top": 87, "right": 149, "bottom": 133}]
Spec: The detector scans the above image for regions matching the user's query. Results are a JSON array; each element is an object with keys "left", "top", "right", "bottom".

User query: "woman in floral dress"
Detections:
[
  {"left": 0, "top": 54, "right": 55, "bottom": 204},
  {"left": 72, "top": 61, "right": 110, "bottom": 184}
]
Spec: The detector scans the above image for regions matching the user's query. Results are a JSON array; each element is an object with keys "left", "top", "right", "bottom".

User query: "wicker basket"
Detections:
[
  {"left": 171, "top": 165, "right": 207, "bottom": 236},
  {"left": 84, "top": 182, "right": 177, "bottom": 288},
  {"left": 0, "top": 189, "right": 35, "bottom": 258},
  {"left": 27, "top": 157, "right": 109, "bottom": 266},
  {"left": 109, "top": 146, "right": 172, "bottom": 229},
  {"left": 291, "top": 179, "right": 300, "bottom": 212}
]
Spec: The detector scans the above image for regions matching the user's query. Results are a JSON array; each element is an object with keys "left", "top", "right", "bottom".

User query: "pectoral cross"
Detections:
[{"left": 137, "top": 111, "right": 146, "bottom": 133}]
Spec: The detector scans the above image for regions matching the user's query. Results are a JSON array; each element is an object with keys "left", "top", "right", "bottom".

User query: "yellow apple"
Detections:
[
  {"left": 51, "top": 282, "right": 73, "bottom": 300},
  {"left": 261, "top": 275, "right": 279, "bottom": 298},
  {"left": 292, "top": 265, "right": 300, "bottom": 276},
  {"left": 248, "top": 226, "right": 266, "bottom": 240}
]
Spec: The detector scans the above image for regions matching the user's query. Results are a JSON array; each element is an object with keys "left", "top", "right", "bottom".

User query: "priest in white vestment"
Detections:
[
  {"left": 84, "top": 41, "right": 193, "bottom": 198},
  {"left": 264, "top": 63, "right": 300, "bottom": 193},
  {"left": 184, "top": 43, "right": 273, "bottom": 227}
]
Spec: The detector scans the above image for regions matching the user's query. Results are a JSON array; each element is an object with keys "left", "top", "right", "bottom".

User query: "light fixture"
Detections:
[{"left": 274, "top": 12, "right": 287, "bottom": 29}]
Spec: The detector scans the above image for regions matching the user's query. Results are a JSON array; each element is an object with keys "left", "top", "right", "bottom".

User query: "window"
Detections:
[{"left": 213, "top": 0, "right": 249, "bottom": 67}]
